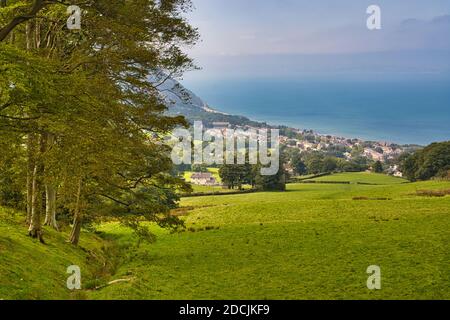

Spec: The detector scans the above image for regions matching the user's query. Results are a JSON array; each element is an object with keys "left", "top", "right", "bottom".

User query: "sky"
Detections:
[{"left": 183, "top": 0, "right": 450, "bottom": 81}]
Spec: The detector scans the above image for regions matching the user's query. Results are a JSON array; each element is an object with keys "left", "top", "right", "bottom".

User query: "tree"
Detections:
[
  {"left": 322, "top": 157, "right": 338, "bottom": 173},
  {"left": 192, "top": 165, "right": 209, "bottom": 173},
  {"left": 219, "top": 164, "right": 252, "bottom": 190},
  {"left": 303, "top": 152, "right": 324, "bottom": 174},
  {"left": 254, "top": 155, "right": 286, "bottom": 191},
  {"left": 289, "top": 150, "right": 307, "bottom": 176},
  {"left": 373, "top": 161, "right": 383, "bottom": 173},
  {"left": 400, "top": 141, "right": 450, "bottom": 181},
  {"left": 0, "top": 0, "right": 199, "bottom": 244},
  {"left": 255, "top": 166, "right": 286, "bottom": 191}
]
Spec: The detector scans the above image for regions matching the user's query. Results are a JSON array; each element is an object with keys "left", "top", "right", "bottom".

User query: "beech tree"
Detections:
[{"left": 0, "top": 0, "right": 198, "bottom": 244}]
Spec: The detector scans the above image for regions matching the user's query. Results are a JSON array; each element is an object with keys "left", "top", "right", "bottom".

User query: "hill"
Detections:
[
  {"left": 0, "top": 209, "right": 116, "bottom": 300},
  {"left": 2, "top": 173, "right": 449, "bottom": 299},
  {"left": 159, "top": 77, "right": 267, "bottom": 128},
  {"left": 301, "top": 172, "right": 408, "bottom": 185},
  {"left": 91, "top": 175, "right": 450, "bottom": 299}
]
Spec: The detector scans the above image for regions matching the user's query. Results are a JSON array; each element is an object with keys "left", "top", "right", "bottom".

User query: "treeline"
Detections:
[
  {"left": 218, "top": 161, "right": 286, "bottom": 191},
  {"left": 400, "top": 141, "right": 450, "bottom": 181},
  {"left": 0, "top": 0, "right": 198, "bottom": 244},
  {"left": 284, "top": 148, "right": 371, "bottom": 176}
]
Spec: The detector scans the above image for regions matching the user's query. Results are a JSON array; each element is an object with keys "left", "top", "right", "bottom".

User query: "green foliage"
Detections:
[
  {"left": 219, "top": 163, "right": 253, "bottom": 190},
  {"left": 373, "top": 160, "right": 383, "bottom": 173},
  {"left": 254, "top": 156, "right": 286, "bottom": 191},
  {"left": 321, "top": 156, "right": 339, "bottom": 172},
  {"left": 254, "top": 170, "right": 286, "bottom": 191},
  {"left": 0, "top": 132, "right": 25, "bottom": 208},
  {"left": 90, "top": 175, "right": 449, "bottom": 300},
  {"left": 401, "top": 141, "right": 450, "bottom": 181},
  {"left": 302, "top": 172, "right": 407, "bottom": 185},
  {"left": 0, "top": 207, "right": 116, "bottom": 299},
  {"left": 192, "top": 164, "right": 209, "bottom": 173},
  {"left": 1, "top": 174, "right": 449, "bottom": 299},
  {"left": 303, "top": 152, "right": 325, "bottom": 174},
  {"left": 0, "top": 0, "right": 199, "bottom": 243}
]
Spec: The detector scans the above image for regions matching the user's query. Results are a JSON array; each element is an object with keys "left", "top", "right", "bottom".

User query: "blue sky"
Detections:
[{"left": 183, "top": 0, "right": 450, "bottom": 80}]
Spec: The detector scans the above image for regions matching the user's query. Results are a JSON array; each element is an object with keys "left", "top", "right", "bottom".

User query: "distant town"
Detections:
[{"left": 205, "top": 121, "right": 417, "bottom": 179}]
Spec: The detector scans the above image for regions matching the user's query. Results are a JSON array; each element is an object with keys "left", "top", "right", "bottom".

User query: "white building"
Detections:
[{"left": 190, "top": 172, "right": 218, "bottom": 186}]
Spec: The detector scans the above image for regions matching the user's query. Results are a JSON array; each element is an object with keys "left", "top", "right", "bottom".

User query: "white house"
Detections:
[{"left": 190, "top": 172, "right": 218, "bottom": 186}]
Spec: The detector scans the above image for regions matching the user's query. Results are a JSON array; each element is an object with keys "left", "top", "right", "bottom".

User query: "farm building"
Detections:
[{"left": 190, "top": 172, "right": 218, "bottom": 186}]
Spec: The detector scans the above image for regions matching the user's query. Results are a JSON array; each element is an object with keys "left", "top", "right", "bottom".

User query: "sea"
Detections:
[{"left": 183, "top": 76, "right": 450, "bottom": 145}]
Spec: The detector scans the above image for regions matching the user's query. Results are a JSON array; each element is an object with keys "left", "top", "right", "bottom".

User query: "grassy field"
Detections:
[
  {"left": 188, "top": 184, "right": 253, "bottom": 194},
  {"left": 1, "top": 173, "right": 449, "bottom": 299},
  {"left": 302, "top": 172, "right": 408, "bottom": 185},
  {"left": 91, "top": 174, "right": 450, "bottom": 300},
  {"left": 0, "top": 209, "right": 117, "bottom": 300}
]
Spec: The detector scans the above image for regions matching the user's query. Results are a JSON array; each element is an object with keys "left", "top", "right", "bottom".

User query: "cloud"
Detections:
[
  {"left": 186, "top": 12, "right": 450, "bottom": 80},
  {"left": 190, "top": 12, "right": 450, "bottom": 56}
]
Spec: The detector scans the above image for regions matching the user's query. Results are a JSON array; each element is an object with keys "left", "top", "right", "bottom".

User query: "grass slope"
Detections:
[
  {"left": 1, "top": 173, "right": 449, "bottom": 299},
  {"left": 90, "top": 173, "right": 450, "bottom": 300},
  {"left": 304, "top": 172, "right": 408, "bottom": 184},
  {"left": 0, "top": 209, "right": 116, "bottom": 300}
]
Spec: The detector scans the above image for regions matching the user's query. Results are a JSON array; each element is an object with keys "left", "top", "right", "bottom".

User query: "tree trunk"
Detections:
[
  {"left": 26, "top": 169, "right": 33, "bottom": 224},
  {"left": 0, "top": 0, "right": 46, "bottom": 42},
  {"left": 28, "top": 164, "right": 44, "bottom": 243},
  {"left": 44, "top": 184, "right": 58, "bottom": 230},
  {"left": 43, "top": 134, "right": 58, "bottom": 230},
  {"left": 34, "top": 20, "right": 40, "bottom": 48},
  {"left": 26, "top": 22, "right": 32, "bottom": 50},
  {"left": 28, "top": 134, "right": 45, "bottom": 243},
  {"left": 69, "top": 178, "right": 83, "bottom": 245},
  {"left": 26, "top": 134, "right": 36, "bottom": 224}
]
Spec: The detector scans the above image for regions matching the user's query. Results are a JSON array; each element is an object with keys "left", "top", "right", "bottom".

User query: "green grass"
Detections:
[
  {"left": 2, "top": 173, "right": 449, "bottom": 299},
  {"left": 90, "top": 173, "right": 450, "bottom": 300},
  {"left": 303, "top": 172, "right": 408, "bottom": 184},
  {"left": 183, "top": 168, "right": 253, "bottom": 194},
  {"left": 189, "top": 184, "right": 227, "bottom": 193},
  {"left": 189, "top": 184, "right": 252, "bottom": 194},
  {"left": 0, "top": 209, "right": 116, "bottom": 300}
]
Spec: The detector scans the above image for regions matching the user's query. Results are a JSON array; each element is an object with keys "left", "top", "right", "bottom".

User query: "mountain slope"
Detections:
[
  {"left": 158, "top": 77, "right": 267, "bottom": 127},
  {"left": 0, "top": 208, "right": 115, "bottom": 299}
]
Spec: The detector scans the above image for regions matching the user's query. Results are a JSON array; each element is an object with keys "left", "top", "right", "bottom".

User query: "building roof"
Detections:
[{"left": 191, "top": 172, "right": 213, "bottom": 179}]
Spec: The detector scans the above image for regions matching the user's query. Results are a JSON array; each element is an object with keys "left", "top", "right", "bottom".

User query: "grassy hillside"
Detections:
[
  {"left": 0, "top": 209, "right": 117, "bottom": 300},
  {"left": 1, "top": 173, "right": 449, "bottom": 300},
  {"left": 302, "top": 172, "right": 408, "bottom": 185},
  {"left": 90, "top": 173, "right": 450, "bottom": 300}
]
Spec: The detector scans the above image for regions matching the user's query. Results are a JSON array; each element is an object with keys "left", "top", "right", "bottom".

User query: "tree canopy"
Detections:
[
  {"left": 401, "top": 141, "right": 450, "bottom": 181},
  {"left": 0, "top": 0, "right": 198, "bottom": 244}
]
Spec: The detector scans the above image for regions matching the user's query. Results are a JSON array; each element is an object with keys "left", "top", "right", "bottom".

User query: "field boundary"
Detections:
[
  {"left": 181, "top": 189, "right": 258, "bottom": 198},
  {"left": 291, "top": 172, "right": 410, "bottom": 186},
  {"left": 291, "top": 172, "right": 332, "bottom": 182}
]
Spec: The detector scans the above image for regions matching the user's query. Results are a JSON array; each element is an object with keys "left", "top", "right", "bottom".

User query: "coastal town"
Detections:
[{"left": 209, "top": 122, "right": 409, "bottom": 178}]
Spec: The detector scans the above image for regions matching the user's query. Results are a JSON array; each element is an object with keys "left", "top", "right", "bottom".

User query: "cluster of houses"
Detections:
[
  {"left": 281, "top": 129, "right": 404, "bottom": 164},
  {"left": 187, "top": 122, "right": 406, "bottom": 182}
]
